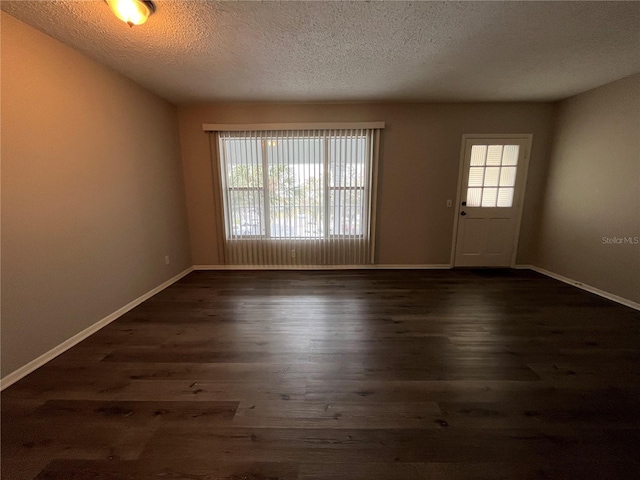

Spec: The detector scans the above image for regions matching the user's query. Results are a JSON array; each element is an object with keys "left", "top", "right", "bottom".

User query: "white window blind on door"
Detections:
[
  {"left": 466, "top": 144, "right": 519, "bottom": 208},
  {"left": 206, "top": 124, "right": 382, "bottom": 266}
]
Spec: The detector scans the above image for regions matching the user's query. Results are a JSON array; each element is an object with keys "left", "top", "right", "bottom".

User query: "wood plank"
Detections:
[{"left": 2, "top": 269, "right": 639, "bottom": 480}]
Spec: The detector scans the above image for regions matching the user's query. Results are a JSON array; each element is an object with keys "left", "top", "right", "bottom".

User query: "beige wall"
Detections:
[
  {"left": 178, "top": 102, "right": 556, "bottom": 266},
  {"left": 534, "top": 74, "right": 640, "bottom": 304},
  {"left": 1, "top": 13, "right": 192, "bottom": 378}
]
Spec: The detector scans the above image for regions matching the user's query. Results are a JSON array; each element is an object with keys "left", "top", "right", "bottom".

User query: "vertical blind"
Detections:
[{"left": 206, "top": 124, "right": 383, "bottom": 266}]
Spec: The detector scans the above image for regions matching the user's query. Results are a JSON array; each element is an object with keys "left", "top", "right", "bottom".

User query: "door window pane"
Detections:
[
  {"left": 502, "top": 145, "right": 519, "bottom": 165},
  {"left": 499, "top": 167, "right": 517, "bottom": 187},
  {"left": 468, "top": 167, "right": 485, "bottom": 187},
  {"left": 497, "top": 188, "right": 514, "bottom": 207},
  {"left": 470, "top": 145, "right": 487, "bottom": 166},
  {"left": 486, "top": 145, "right": 503, "bottom": 166},
  {"left": 465, "top": 144, "right": 519, "bottom": 208},
  {"left": 481, "top": 188, "right": 498, "bottom": 207},
  {"left": 466, "top": 188, "right": 482, "bottom": 207},
  {"left": 484, "top": 167, "right": 500, "bottom": 187}
]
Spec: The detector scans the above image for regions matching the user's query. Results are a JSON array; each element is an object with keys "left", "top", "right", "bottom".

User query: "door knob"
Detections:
[{"left": 460, "top": 211, "right": 467, "bottom": 216}]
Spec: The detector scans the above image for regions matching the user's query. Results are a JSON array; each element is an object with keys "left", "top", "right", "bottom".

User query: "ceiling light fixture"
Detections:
[{"left": 105, "top": 0, "right": 156, "bottom": 27}]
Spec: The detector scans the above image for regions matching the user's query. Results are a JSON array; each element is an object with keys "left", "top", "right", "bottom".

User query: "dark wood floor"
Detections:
[{"left": 2, "top": 269, "right": 640, "bottom": 479}]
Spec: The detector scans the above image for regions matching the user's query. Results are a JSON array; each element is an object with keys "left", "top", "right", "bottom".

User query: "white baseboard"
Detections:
[
  {"left": 193, "top": 264, "right": 452, "bottom": 271},
  {"left": 375, "top": 264, "right": 451, "bottom": 270},
  {"left": 0, "top": 267, "right": 194, "bottom": 391},
  {"left": 529, "top": 265, "right": 640, "bottom": 311}
]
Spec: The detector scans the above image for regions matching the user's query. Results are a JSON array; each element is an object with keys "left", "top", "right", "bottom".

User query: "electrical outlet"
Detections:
[
  {"left": 446, "top": 199, "right": 452, "bottom": 208},
  {"left": 291, "top": 249, "right": 296, "bottom": 258},
  {"left": 165, "top": 255, "right": 170, "bottom": 265}
]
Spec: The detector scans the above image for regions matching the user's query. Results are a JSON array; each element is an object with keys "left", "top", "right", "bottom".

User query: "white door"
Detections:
[{"left": 453, "top": 136, "right": 531, "bottom": 267}]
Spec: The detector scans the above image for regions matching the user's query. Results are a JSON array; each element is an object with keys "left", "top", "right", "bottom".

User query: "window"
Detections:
[
  {"left": 219, "top": 132, "right": 369, "bottom": 240},
  {"left": 466, "top": 144, "right": 519, "bottom": 207},
  {"left": 208, "top": 124, "right": 383, "bottom": 266}
]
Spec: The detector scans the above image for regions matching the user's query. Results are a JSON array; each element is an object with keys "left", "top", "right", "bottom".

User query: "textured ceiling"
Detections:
[{"left": 2, "top": 1, "right": 639, "bottom": 104}]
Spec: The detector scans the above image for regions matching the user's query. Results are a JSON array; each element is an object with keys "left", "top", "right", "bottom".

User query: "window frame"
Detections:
[{"left": 216, "top": 129, "right": 375, "bottom": 241}]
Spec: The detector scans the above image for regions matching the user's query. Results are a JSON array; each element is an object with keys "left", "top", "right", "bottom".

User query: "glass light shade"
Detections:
[{"left": 106, "top": 0, "right": 155, "bottom": 26}]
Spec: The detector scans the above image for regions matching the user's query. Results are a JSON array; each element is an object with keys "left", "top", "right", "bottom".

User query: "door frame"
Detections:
[{"left": 449, "top": 134, "right": 533, "bottom": 268}]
